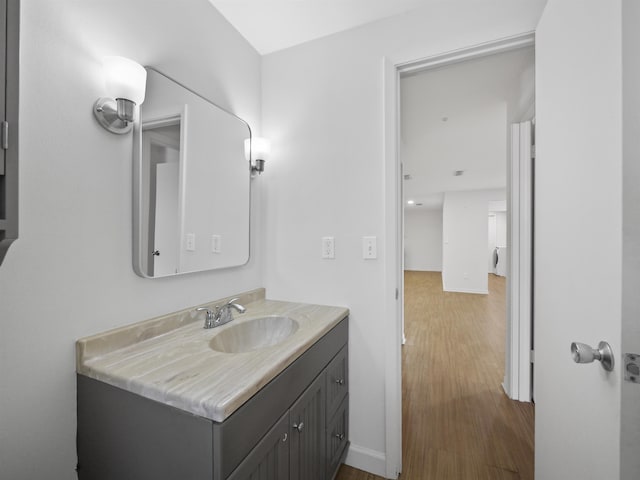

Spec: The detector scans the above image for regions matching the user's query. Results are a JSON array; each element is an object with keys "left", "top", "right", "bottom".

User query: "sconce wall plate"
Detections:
[{"left": 93, "top": 97, "right": 132, "bottom": 134}]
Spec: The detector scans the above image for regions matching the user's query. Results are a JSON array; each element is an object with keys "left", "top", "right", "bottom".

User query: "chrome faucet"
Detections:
[{"left": 196, "top": 298, "right": 246, "bottom": 329}]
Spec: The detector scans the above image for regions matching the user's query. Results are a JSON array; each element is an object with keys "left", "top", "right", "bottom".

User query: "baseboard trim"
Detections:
[{"left": 344, "top": 443, "right": 387, "bottom": 477}]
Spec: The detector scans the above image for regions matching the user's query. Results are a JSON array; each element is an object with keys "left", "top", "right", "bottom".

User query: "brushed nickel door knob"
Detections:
[{"left": 571, "top": 341, "right": 614, "bottom": 372}]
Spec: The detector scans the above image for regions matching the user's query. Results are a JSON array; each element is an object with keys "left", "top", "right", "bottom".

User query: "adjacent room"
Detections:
[{"left": 399, "top": 47, "right": 536, "bottom": 478}]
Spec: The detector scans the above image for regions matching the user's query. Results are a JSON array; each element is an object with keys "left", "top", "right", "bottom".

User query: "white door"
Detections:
[
  {"left": 535, "top": 1, "right": 625, "bottom": 478},
  {"left": 153, "top": 161, "right": 180, "bottom": 276}
]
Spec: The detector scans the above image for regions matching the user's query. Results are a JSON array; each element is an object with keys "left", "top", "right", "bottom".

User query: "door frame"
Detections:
[{"left": 382, "top": 32, "right": 535, "bottom": 478}]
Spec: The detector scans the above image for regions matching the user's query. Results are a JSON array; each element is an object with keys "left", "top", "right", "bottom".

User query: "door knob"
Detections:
[
  {"left": 293, "top": 422, "right": 304, "bottom": 433},
  {"left": 571, "top": 341, "right": 614, "bottom": 372}
]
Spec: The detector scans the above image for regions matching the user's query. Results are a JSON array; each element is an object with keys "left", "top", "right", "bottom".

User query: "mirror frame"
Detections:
[{"left": 132, "top": 67, "right": 253, "bottom": 278}]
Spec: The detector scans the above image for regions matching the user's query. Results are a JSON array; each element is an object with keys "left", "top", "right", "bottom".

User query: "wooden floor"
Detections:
[{"left": 336, "top": 271, "right": 534, "bottom": 480}]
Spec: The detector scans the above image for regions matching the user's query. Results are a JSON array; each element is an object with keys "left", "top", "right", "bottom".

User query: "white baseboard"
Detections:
[{"left": 344, "top": 443, "right": 387, "bottom": 478}]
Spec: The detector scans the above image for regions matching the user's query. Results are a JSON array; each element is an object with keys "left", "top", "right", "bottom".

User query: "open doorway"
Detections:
[{"left": 398, "top": 46, "right": 535, "bottom": 476}]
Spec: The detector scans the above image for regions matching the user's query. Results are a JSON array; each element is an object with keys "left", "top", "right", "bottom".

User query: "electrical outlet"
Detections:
[
  {"left": 322, "top": 237, "right": 335, "bottom": 259},
  {"left": 211, "top": 235, "right": 221, "bottom": 253},
  {"left": 185, "top": 233, "right": 196, "bottom": 251},
  {"left": 363, "top": 236, "right": 377, "bottom": 259}
]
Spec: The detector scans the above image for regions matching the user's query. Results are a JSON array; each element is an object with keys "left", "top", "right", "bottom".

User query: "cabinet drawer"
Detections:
[
  {"left": 326, "top": 395, "right": 349, "bottom": 479},
  {"left": 325, "top": 345, "right": 348, "bottom": 416}
]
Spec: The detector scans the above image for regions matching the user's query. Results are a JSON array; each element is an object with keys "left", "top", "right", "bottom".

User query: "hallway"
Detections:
[{"left": 337, "top": 271, "right": 534, "bottom": 479}]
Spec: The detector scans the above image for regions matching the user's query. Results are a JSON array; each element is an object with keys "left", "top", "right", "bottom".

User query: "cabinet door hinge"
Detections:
[
  {"left": 395, "top": 288, "right": 399, "bottom": 300},
  {"left": 530, "top": 350, "right": 535, "bottom": 363},
  {"left": 2, "top": 121, "right": 8, "bottom": 150}
]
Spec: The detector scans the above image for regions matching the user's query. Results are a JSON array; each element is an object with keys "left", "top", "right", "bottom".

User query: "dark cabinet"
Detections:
[
  {"left": 0, "top": 0, "right": 19, "bottom": 266},
  {"left": 227, "top": 345, "right": 349, "bottom": 480},
  {"left": 289, "top": 373, "right": 326, "bottom": 480},
  {"left": 78, "top": 317, "right": 349, "bottom": 480},
  {"left": 325, "top": 345, "right": 348, "bottom": 415},
  {"left": 326, "top": 396, "right": 349, "bottom": 477},
  {"left": 227, "top": 412, "right": 290, "bottom": 480}
]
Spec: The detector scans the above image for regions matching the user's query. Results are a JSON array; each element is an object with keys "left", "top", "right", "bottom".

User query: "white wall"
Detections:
[
  {"left": 495, "top": 211, "right": 507, "bottom": 247},
  {"left": 488, "top": 214, "right": 497, "bottom": 272},
  {"left": 622, "top": 0, "right": 640, "bottom": 477},
  {"left": 442, "top": 190, "right": 493, "bottom": 294},
  {"left": 404, "top": 209, "right": 442, "bottom": 271},
  {"left": 261, "top": 2, "right": 545, "bottom": 475},
  {"left": 0, "top": 1, "right": 262, "bottom": 478},
  {"left": 488, "top": 211, "right": 507, "bottom": 272},
  {"left": 535, "top": 0, "right": 622, "bottom": 477}
]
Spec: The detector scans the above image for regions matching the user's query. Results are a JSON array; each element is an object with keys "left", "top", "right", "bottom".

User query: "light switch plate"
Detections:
[
  {"left": 363, "top": 236, "right": 377, "bottom": 259},
  {"left": 185, "top": 233, "right": 196, "bottom": 251},
  {"left": 211, "top": 235, "right": 221, "bottom": 253},
  {"left": 322, "top": 237, "right": 335, "bottom": 259}
]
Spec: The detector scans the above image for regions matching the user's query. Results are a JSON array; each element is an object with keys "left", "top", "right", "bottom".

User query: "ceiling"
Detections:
[
  {"left": 208, "top": 0, "right": 433, "bottom": 54},
  {"left": 206, "top": 1, "right": 535, "bottom": 212},
  {"left": 401, "top": 47, "right": 535, "bottom": 210}
]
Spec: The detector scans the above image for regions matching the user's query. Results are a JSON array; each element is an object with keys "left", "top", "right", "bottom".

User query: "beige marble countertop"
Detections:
[{"left": 76, "top": 289, "right": 349, "bottom": 423}]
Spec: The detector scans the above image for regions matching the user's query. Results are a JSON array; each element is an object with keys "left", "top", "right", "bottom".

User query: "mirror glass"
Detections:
[{"left": 133, "top": 68, "right": 251, "bottom": 277}]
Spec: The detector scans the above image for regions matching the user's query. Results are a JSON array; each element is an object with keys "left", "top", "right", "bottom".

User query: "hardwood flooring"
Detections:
[{"left": 336, "top": 271, "right": 534, "bottom": 480}]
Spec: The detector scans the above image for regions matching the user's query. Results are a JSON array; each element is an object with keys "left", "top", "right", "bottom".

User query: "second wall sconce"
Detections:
[
  {"left": 244, "top": 137, "right": 271, "bottom": 175},
  {"left": 93, "top": 56, "right": 147, "bottom": 135}
]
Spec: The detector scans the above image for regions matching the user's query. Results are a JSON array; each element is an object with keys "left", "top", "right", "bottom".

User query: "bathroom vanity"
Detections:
[{"left": 76, "top": 289, "right": 349, "bottom": 480}]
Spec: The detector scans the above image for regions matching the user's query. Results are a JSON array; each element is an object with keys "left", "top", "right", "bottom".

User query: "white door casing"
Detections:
[
  {"left": 383, "top": 32, "right": 536, "bottom": 479},
  {"left": 621, "top": 1, "right": 640, "bottom": 477},
  {"left": 535, "top": 1, "right": 623, "bottom": 478},
  {"left": 504, "top": 121, "right": 533, "bottom": 402}
]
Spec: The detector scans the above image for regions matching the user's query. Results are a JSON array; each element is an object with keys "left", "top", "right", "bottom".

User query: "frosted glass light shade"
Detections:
[
  {"left": 244, "top": 137, "right": 271, "bottom": 161},
  {"left": 103, "top": 56, "right": 147, "bottom": 105}
]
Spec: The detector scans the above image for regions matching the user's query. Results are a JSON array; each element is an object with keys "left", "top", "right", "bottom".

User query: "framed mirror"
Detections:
[{"left": 133, "top": 68, "right": 251, "bottom": 278}]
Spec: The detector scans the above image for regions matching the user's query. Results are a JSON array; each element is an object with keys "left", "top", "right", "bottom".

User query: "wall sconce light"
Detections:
[
  {"left": 93, "top": 56, "right": 147, "bottom": 134},
  {"left": 244, "top": 137, "right": 271, "bottom": 175}
]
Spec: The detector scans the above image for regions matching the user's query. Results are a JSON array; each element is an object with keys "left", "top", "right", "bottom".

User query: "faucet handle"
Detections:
[
  {"left": 196, "top": 307, "right": 217, "bottom": 328},
  {"left": 195, "top": 307, "right": 214, "bottom": 319},
  {"left": 224, "top": 297, "right": 246, "bottom": 314}
]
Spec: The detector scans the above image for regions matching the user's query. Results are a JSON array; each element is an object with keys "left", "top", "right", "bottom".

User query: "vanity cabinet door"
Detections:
[
  {"left": 226, "top": 412, "right": 290, "bottom": 480},
  {"left": 326, "top": 395, "right": 349, "bottom": 479},
  {"left": 289, "top": 372, "right": 326, "bottom": 480},
  {"left": 325, "top": 346, "right": 348, "bottom": 417}
]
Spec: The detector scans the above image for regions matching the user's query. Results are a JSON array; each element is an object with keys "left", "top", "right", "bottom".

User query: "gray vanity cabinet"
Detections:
[
  {"left": 325, "top": 346, "right": 349, "bottom": 477},
  {"left": 228, "top": 372, "right": 327, "bottom": 480},
  {"left": 289, "top": 372, "right": 326, "bottom": 480},
  {"left": 77, "top": 317, "right": 349, "bottom": 480},
  {"left": 225, "top": 347, "right": 348, "bottom": 480},
  {"left": 226, "top": 412, "right": 290, "bottom": 480}
]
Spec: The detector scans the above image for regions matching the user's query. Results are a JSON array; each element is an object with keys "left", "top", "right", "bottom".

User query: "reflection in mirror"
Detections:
[
  {"left": 133, "top": 68, "right": 251, "bottom": 278},
  {"left": 143, "top": 117, "right": 181, "bottom": 276}
]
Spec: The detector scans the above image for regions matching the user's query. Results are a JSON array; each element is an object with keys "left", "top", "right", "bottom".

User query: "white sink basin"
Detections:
[{"left": 209, "top": 316, "right": 299, "bottom": 353}]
